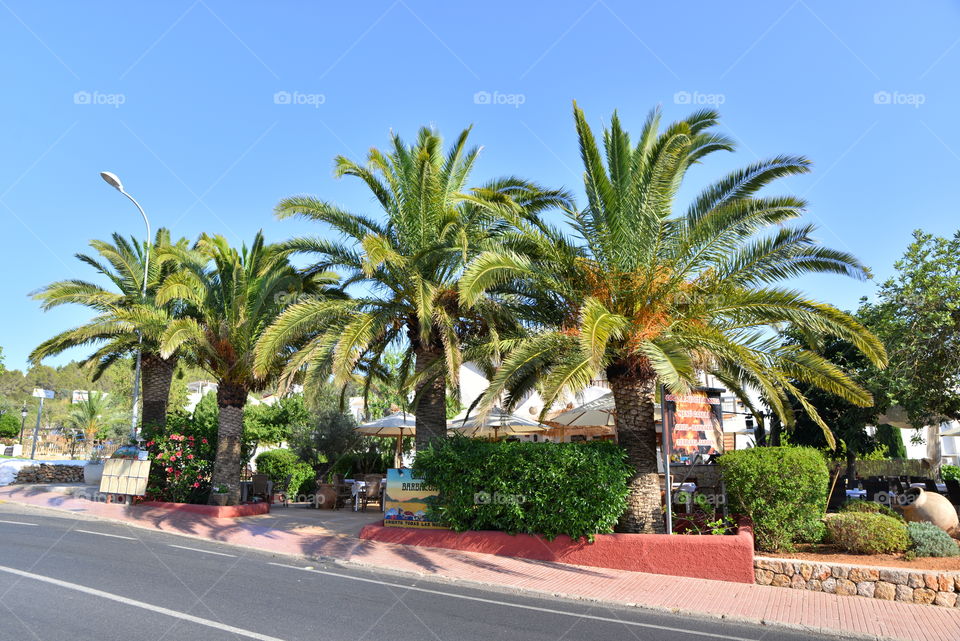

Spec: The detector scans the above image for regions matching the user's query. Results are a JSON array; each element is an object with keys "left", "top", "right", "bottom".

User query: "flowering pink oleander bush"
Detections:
[{"left": 144, "top": 432, "right": 216, "bottom": 504}]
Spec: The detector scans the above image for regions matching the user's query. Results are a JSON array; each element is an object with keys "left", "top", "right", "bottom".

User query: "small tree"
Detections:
[{"left": 289, "top": 409, "right": 360, "bottom": 481}]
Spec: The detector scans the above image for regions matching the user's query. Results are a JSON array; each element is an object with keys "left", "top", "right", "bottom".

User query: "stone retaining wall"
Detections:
[
  {"left": 755, "top": 557, "right": 960, "bottom": 608},
  {"left": 14, "top": 464, "right": 84, "bottom": 484}
]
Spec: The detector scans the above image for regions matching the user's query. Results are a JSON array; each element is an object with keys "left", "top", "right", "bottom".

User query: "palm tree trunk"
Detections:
[
  {"left": 609, "top": 372, "right": 664, "bottom": 534},
  {"left": 208, "top": 382, "right": 247, "bottom": 505},
  {"left": 140, "top": 353, "right": 176, "bottom": 433},
  {"left": 413, "top": 343, "right": 447, "bottom": 452}
]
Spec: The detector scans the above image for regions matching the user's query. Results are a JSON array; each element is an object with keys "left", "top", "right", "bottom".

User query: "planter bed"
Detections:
[
  {"left": 359, "top": 520, "right": 755, "bottom": 583},
  {"left": 140, "top": 500, "right": 270, "bottom": 518}
]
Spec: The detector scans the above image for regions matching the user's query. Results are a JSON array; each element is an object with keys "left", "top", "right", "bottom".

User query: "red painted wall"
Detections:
[
  {"left": 359, "top": 522, "right": 754, "bottom": 583},
  {"left": 141, "top": 501, "right": 270, "bottom": 518}
]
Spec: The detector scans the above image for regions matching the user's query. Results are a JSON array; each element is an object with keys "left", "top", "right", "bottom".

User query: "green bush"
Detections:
[
  {"left": 942, "top": 465, "right": 960, "bottom": 482},
  {"left": 907, "top": 521, "right": 959, "bottom": 557},
  {"left": 839, "top": 499, "right": 905, "bottom": 522},
  {"left": 255, "top": 449, "right": 314, "bottom": 500},
  {"left": 0, "top": 413, "right": 20, "bottom": 439},
  {"left": 826, "top": 513, "right": 909, "bottom": 554},
  {"left": 414, "top": 437, "right": 631, "bottom": 541},
  {"left": 719, "top": 446, "right": 829, "bottom": 552}
]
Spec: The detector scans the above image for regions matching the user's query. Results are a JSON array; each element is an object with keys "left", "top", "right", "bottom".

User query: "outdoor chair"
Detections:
[
  {"left": 862, "top": 479, "right": 893, "bottom": 506},
  {"left": 250, "top": 474, "right": 271, "bottom": 503},
  {"left": 332, "top": 475, "right": 353, "bottom": 510},
  {"left": 944, "top": 479, "right": 960, "bottom": 506},
  {"left": 924, "top": 479, "right": 942, "bottom": 494},
  {"left": 273, "top": 473, "right": 292, "bottom": 507},
  {"left": 360, "top": 474, "right": 383, "bottom": 511}
]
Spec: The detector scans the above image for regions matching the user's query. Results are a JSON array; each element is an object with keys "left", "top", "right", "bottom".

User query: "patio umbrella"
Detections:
[
  {"left": 356, "top": 412, "right": 415, "bottom": 467},
  {"left": 447, "top": 407, "right": 548, "bottom": 440}
]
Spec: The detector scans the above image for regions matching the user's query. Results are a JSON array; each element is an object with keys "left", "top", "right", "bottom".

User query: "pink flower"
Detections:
[
  {"left": 201, "top": 438, "right": 208, "bottom": 444},
  {"left": 169, "top": 456, "right": 177, "bottom": 462},
  {"left": 165, "top": 467, "right": 173, "bottom": 473},
  {"left": 192, "top": 482, "right": 200, "bottom": 488},
  {"left": 186, "top": 454, "right": 194, "bottom": 460}
]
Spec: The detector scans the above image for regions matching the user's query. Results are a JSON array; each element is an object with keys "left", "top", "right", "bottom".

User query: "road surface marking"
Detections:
[
  {"left": 0, "top": 564, "right": 287, "bottom": 641},
  {"left": 0, "top": 520, "right": 36, "bottom": 526},
  {"left": 168, "top": 544, "right": 236, "bottom": 557},
  {"left": 75, "top": 529, "right": 136, "bottom": 540},
  {"left": 268, "top": 562, "right": 756, "bottom": 640}
]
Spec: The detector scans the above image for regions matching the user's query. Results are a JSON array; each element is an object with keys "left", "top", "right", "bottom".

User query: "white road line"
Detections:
[
  {"left": 168, "top": 544, "right": 236, "bottom": 558},
  {"left": 267, "top": 563, "right": 756, "bottom": 641},
  {"left": 0, "top": 564, "right": 286, "bottom": 641},
  {"left": 75, "top": 529, "right": 136, "bottom": 540},
  {"left": 0, "top": 520, "right": 37, "bottom": 526}
]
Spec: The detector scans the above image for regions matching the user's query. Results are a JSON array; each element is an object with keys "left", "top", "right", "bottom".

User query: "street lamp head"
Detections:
[
  {"left": 100, "top": 171, "right": 124, "bottom": 192},
  {"left": 20, "top": 406, "right": 27, "bottom": 418}
]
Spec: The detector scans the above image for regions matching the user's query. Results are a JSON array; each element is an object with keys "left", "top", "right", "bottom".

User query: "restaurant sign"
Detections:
[
  {"left": 383, "top": 468, "right": 446, "bottom": 529},
  {"left": 662, "top": 388, "right": 724, "bottom": 465}
]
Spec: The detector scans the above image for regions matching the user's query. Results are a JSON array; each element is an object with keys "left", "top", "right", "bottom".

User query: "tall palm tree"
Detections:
[
  {"left": 30, "top": 230, "right": 189, "bottom": 433},
  {"left": 157, "top": 232, "right": 337, "bottom": 504},
  {"left": 461, "top": 103, "right": 887, "bottom": 533},
  {"left": 256, "top": 126, "right": 571, "bottom": 451}
]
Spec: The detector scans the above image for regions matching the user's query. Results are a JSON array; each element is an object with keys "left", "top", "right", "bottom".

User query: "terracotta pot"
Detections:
[
  {"left": 314, "top": 484, "right": 337, "bottom": 509},
  {"left": 899, "top": 488, "right": 960, "bottom": 536}
]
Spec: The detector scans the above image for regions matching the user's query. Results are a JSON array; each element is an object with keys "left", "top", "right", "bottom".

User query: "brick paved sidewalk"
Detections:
[{"left": 2, "top": 484, "right": 958, "bottom": 641}]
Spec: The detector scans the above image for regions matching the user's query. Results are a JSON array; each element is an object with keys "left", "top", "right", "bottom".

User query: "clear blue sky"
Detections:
[{"left": 2, "top": 1, "right": 958, "bottom": 370}]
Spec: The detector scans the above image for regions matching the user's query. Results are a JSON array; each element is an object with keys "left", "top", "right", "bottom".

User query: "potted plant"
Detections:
[
  {"left": 83, "top": 444, "right": 104, "bottom": 485},
  {"left": 210, "top": 484, "right": 230, "bottom": 506}
]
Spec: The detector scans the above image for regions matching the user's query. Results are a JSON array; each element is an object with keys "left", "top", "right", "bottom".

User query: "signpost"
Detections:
[{"left": 29, "top": 388, "right": 55, "bottom": 460}]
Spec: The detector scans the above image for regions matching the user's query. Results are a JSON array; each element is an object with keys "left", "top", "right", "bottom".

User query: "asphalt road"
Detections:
[{"left": 0, "top": 502, "right": 838, "bottom": 641}]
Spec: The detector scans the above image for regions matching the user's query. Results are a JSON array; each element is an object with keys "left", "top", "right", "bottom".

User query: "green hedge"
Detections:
[
  {"left": 720, "top": 446, "right": 829, "bottom": 552},
  {"left": 255, "top": 448, "right": 314, "bottom": 499},
  {"left": 414, "top": 437, "right": 631, "bottom": 541},
  {"left": 839, "top": 499, "right": 904, "bottom": 522},
  {"left": 826, "top": 513, "right": 909, "bottom": 554}
]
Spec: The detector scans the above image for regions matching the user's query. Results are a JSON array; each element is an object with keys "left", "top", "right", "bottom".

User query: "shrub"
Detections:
[
  {"left": 906, "top": 521, "right": 960, "bottom": 557},
  {"left": 719, "top": 446, "right": 829, "bottom": 552},
  {"left": 942, "top": 465, "right": 960, "bottom": 482},
  {"left": 255, "top": 449, "right": 314, "bottom": 500},
  {"left": 839, "top": 499, "right": 905, "bottom": 522},
  {"left": 414, "top": 437, "right": 631, "bottom": 541},
  {"left": 0, "top": 413, "right": 20, "bottom": 439},
  {"left": 144, "top": 432, "right": 216, "bottom": 504},
  {"left": 826, "top": 513, "right": 909, "bottom": 554}
]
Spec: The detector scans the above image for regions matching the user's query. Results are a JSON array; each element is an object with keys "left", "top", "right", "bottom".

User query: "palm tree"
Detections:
[
  {"left": 30, "top": 230, "right": 189, "bottom": 433},
  {"left": 65, "top": 391, "right": 125, "bottom": 448},
  {"left": 157, "top": 232, "right": 337, "bottom": 504},
  {"left": 256, "top": 126, "right": 571, "bottom": 451},
  {"left": 461, "top": 103, "right": 887, "bottom": 533}
]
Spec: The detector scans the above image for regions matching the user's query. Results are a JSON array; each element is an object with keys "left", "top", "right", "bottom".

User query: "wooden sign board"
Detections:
[{"left": 99, "top": 459, "right": 151, "bottom": 496}]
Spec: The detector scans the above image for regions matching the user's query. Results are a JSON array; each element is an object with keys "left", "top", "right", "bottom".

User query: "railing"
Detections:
[{"left": 15, "top": 439, "right": 122, "bottom": 461}]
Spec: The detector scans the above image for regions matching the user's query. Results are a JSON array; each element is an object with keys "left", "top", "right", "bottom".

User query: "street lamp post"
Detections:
[
  {"left": 18, "top": 403, "right": 28, "bottom": 444},
  {"left": 100, "top": 171, "right": 151, "bottom": 442}
]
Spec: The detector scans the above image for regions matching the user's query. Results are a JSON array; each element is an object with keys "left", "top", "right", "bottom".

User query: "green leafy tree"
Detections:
[
  {"left": 64, "top": 392, "right": 126, "bottom": 445},
  {"left": 462, "top": 103, "right": 886, "bottom": 532},
  {"left": 859, "top": 230, "right": 960, "bottom": 472},
  {"left": 256, "top": 126, "right": 570, "bottom": 451},
  {"left": 30, "top": 230, "right": 190, "bottom": 431},
  {"left": 0, "top": 412, "right": 19, "bottom": 439},
  {"left": 157, "top": 232, "right": 336, "bottom": 504},
  {"left": 244, "top": 395, "right": 311, "bottom": 445}
]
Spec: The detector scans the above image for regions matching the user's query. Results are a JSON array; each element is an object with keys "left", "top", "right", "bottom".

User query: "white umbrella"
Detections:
[
  {"left": 546, "top": 393, "right": 663, "bottom": 427},
  {"left": 448, "top": 407, "right": 547, "bottom": 440},
  {"left": 356, "top": 412, "right": 415, "bottom": 467}
]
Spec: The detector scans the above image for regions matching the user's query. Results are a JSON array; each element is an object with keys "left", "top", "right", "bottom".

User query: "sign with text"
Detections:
[
  {"left": 383, "top": 468, "right": 446, "bottom": 529},
  {"left": 32, "top": 388, "right": 55, "bottom": 399},
  {"left": 663, "top": 388, "right": 724, "bottom": 465},
  {"left": 99, "top": 459, "right": 151, "bottom": 496}
]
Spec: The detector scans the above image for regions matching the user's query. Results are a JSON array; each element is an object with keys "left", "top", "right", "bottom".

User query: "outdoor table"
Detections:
[
  {"left": 845, "top": 488, "right": 866, "bottom": 499},
  {"left": 350, "top": 480, "right": 367, "bottom": 511},
  {"left": 239, "top": 479, "right": 273, "bottom": 503},
  {"left": 910, "top": 482, "right": 948, "bottom": 493}
]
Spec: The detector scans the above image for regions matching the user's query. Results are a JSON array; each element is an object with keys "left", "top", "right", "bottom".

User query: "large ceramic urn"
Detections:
[{"left": 899, "top": 487, "right": 960, "bottom": 536}]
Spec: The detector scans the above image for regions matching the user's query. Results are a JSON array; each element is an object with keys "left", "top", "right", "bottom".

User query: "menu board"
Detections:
[
  {"left": 382, "top": 468, "right": 447, "bottom": 529},
  {"left": 662, "top": 389, "right": 724, "bottom": 465}
]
